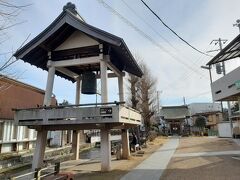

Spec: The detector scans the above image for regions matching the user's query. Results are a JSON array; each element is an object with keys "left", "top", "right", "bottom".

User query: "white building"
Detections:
[
  {"left": 188, "top": 103, "right": 222, "bottom": 116},
  {"left": 207, "top": 34, "right": 240, "bottom": 136}
]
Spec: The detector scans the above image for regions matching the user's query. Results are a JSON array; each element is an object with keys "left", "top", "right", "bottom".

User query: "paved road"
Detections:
[
  {"left": 162, "top": 137, "right": 240, "bottom": 180},
  {"left": 121, "top": 137, "right": 179, "bottom": 180}
]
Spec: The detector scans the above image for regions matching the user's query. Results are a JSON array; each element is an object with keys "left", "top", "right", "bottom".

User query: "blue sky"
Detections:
[{"left": 1, "top": 0, "right": 240, "bottom": 106}]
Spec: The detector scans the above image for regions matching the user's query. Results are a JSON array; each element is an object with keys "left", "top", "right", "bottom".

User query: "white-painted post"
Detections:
[
  {"left": 121, "top": 129, "right": 130, "bottom": 159},
  {"left": 75, "top": 77, "right": 81, "bottom": 104},
  {"left": 118, "top": 75, "right": 124, "bottom": 102},
  {"left": 72, "top": 130, "right": 80, "bottom": 160},
  {"left": 100, "top": 59, "right": 108, "bottom": 103},
  {"left": 100, "top": 51, "right": 111, "bottom": 171},
  {"left": 72, "top": 77, "right": 81, "bottom": 160},
  {"left": 32, "top": 56, "right": 55, "bottom": 171},
  {"left": 43, "top": 61, "right": 55, "bottom": 106}
]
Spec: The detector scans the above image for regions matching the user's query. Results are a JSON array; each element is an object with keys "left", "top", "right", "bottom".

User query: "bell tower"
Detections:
[{"left": 14, "top": 2, "right": 143, "bottom": 172}]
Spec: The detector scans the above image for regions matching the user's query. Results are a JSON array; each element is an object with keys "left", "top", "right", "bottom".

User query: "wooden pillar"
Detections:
[
  {"left": 32, "top": 58, "right": 55, "bottom": 170},
  {"left": 118, "top": 75, "right": 124, "bottom": 102},
  {"left": 100, "top": 54, "right": 111, "bottom": 171},
  {"left": 43, "top": 61, "right": 55, "bottom": 107},
  {"left": 75, "top": 77, "right": 81, "bottom": 104},
  {"left": 72, "top": 77, "right": 81, "bottom": 160},
  {"left": 72, "top": 130, "right": 80, "bottom": 160},
  {"left": 100, "top": 59, "right": 108, "bottom": 103},
  {"left": 121, "top": 129, "right": 130, "bottom": 159},
  {"left": 32, "top": 130, "right": 48, "bottom": 170}
]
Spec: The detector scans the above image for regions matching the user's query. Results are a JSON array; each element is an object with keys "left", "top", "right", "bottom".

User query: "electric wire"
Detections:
[
  {"left": 96, "top": 0, "right": 206, "bottom": 78},
  {"left": 121, "top": 0, "right": 218, "bottom": 96},
  {"left": 140, "top": 0, "right": 212, "bottom": 57},
  {"left": 97, "top": 0, "right": 213, "bottom": 102},
  {"left": 121, "top": 0, "right": 176, "bottom": 51},
  {"left": 121, "top": 0, "right": 215, "bottom": 88}
]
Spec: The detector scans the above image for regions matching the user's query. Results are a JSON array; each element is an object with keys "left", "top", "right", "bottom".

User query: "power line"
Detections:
[
  {"left": 140, "top": 0, "right": 212, "bottom": 57},
  {"left": 97, "top": 0, "right": 213, "bottom": 95},
  {"left": 96, "top": 0, "right": 206, "bottom": 77},
  {"left": 121, "top": 0, "right": 176, "bottom": 51},
  {"left": 121, "top": 0, "right": 207, "bottom": 84},
  {"left": 122, "top": 0, "right": 206, "bottom": 65}
]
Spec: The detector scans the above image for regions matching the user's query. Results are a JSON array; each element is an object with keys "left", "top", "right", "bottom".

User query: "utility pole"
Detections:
[
  {"left": 233, "top": 19, "right": 240, "bottom": 33},
  {"left": 183, "top": 96, "right": 186, "bottom": 105},
  {"left": 211, "top": 38, "right": 233, "bottom": 135}
]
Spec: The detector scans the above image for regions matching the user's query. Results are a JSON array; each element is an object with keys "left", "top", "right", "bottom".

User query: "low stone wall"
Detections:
[{"left": 0, "top": 156, "right": 21, "bottom": 170}]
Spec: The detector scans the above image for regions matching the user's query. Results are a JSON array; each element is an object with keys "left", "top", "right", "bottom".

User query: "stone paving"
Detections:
[{"left": 121, "top": 137, "right": 179, "bottom": 180}]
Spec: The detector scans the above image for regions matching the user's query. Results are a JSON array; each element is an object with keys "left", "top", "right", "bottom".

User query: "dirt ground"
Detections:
[
  {"left": 162, "top": 137, "right": 240, "bottom": 180},
  {"left": 60, "top": 137, "right": 168, "bottom": 180},
  {"left": 176, "top": 137, "right": 240, "bottom": 153}
]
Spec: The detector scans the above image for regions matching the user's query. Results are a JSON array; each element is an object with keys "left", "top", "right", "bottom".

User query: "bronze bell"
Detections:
[{"left": 81, "top": 71, "right": 97, "bottom": 94}]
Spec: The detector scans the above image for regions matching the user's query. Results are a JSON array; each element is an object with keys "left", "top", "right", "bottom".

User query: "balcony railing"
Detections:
[{"left": 13, "top": 102, "right": 142, "bottom": 128}]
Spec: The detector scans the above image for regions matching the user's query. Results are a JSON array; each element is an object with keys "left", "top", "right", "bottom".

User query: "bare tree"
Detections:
[
  {"left": 137, "top": 62, "right": 157, "bottom": 137},
  {"left": 0, "top": 0, "right": 31, "bottom": 74},
  {"left": 128, "top": 73, "right": 139, "bottom": 109},
  {"left": 127, "top": 57, "right": 157, "bottom": 140}
]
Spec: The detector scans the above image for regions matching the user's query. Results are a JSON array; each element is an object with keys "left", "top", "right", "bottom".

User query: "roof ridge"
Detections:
[{"left": 0, "top": 74, "right": 45, "bottom": 94}]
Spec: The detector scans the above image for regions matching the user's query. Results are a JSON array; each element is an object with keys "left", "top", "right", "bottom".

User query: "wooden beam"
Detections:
[
  {"left": 96, "top": 72, "right": 125, "bottom": 79},
  {"left": 104, "top": 55, "right": 122, "bottom": 77},
  {"left": 56, "top": 67, "right": 79, "bottom": 78},
  {"left": 49, "top": 56, "right": 100, "bottom": 67},
  {"left": 32, "top": 123, "right": 138, "bottom": 131}
]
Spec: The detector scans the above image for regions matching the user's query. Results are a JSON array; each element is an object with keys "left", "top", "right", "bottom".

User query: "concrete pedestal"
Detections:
[
  {"left": 72, "top": 130, "right": 80, "bottom": 160},
  {"left": 32, "top": 130, "right": 48, "bottom": 170},
  {"left": 101, "top": 128, "right": 111, "bottom": 171},
  {"left": 121, "top": 129, "right": 130, "bottom": 159}
]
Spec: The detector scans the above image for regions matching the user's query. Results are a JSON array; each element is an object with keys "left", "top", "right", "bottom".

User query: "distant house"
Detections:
[
  {"left": 160, "top": 105, "right": 190, "bottom": 135},
  {"left": 0, "top": 75, "right": 57, "bottom": 153},
  {"left": 189, "top": 103, "right": 223, "bottom": 131}
]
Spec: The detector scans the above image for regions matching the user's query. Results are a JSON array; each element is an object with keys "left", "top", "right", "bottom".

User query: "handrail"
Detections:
[
  {"left": 11, "top": 162, "right": 60, "bottom": 180},
  {"left": 13, "top": 101, "right": 126, "bottom": 111},
  {"left": 10, "top": 171, "right": 36, "bottom": 180}
]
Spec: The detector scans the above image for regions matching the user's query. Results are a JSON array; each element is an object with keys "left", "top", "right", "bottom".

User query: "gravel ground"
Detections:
[{"left": 162, "top": 137, "right": 240, "bottom": 180}]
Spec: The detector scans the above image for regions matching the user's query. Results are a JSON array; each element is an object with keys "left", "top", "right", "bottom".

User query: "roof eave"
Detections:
[
  {"left": 14, "top": 11, "right": 67, "bottom": 60},
  {"left": 119, "top": 41, "right": 143, "bottom": 77},
  {"left": 207, "top": 34, "right": 240, "bottom": 65}
]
